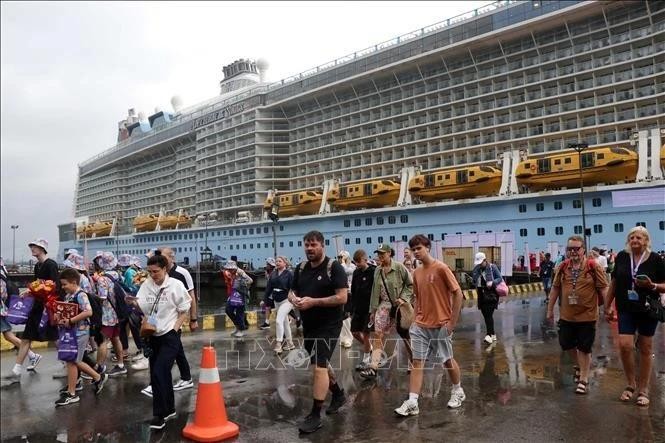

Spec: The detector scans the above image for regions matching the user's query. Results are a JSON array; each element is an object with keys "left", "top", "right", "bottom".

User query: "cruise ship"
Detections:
[{"left": 58, "top": 0, "right": 665, "bottom": 270}]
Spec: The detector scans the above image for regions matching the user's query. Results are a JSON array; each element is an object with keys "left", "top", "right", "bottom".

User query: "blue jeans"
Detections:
[{"left": 225, "top": 304, "right": 246, "bottom": 330}]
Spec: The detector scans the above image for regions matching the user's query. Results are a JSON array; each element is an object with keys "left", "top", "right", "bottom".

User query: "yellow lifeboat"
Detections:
[
  {"left": 263, "top": 191, "right": 322, "bottom": 217},
  {"left": 133, "top": 214, "right": 159, "bottom": 232},
  {"left": 327, "top": 179, "right": 400, "bottom": 210},
  {"left": 515, "top": 146, "right": 638, "bottom": 191},
  {"left": 158, "top": 213, "right": 192, "bottom": 229},
  {"left": 408, "top": 165, "right": 502, "bottom": 202},
  {"left": 660, "top": 143, "right": 665, "bottom": 170},
  {"left": 77, "top": 220, "right": 113, "bottom": 237}
]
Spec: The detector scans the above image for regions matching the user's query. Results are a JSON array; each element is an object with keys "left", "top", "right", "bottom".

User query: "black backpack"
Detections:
[
  {"left": 77, "top": 291, "right": 103, "bottom": 334},
  {"left": 103, "top": 273, "right": 130, "bottom": 321}
]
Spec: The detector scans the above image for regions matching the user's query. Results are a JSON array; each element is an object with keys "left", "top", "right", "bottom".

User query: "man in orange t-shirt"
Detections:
[{"left": 394, "top": 234, "right": 465, "bottom": 417}]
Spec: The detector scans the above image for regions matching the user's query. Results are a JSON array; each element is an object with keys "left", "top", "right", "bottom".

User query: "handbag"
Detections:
[
  {"left": 227, "top": 289, "right": 245, "bottom": 307},
  {"left": 496, "top": 280, "right": 509, "bottom": 297},
  {"left": 140, "top": 288, "right": 165, "bottom": 338},
  {"left": 6, "top": 295, "right": 34, "bottom": 325},
  {"left": 57, "top": 326, "right": 79, "bottom": 362},
  {"left": 645, "top": 293, "right": 665, "bottom": 323},
  {"left": 379, "top": 269, "right": 413, "bottom": 331}
]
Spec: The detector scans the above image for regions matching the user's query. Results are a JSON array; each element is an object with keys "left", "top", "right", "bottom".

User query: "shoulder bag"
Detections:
[{"left": 140, "top": 288, "right": 165, "bottom": 338}]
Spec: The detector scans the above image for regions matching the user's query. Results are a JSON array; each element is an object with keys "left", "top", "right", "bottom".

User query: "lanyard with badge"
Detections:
[
  {"left": 569, "top": 266, "right": 581, "bottom": 305},
  {"left": 627, "top": 251, "right": 647, "bottom": 301}
]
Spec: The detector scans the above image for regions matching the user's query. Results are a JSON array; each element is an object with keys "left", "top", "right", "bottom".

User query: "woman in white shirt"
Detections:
[{"left": 135, "top": 251, "right": 191, "bottom": 430}]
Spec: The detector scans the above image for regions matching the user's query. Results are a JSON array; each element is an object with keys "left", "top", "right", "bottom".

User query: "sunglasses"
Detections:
[{"left": 566, "top": 246, "right": 582, "bottom": 252}]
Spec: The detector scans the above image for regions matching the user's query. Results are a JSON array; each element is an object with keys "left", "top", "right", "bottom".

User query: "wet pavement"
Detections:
[{"left": 1, "top": 293, "right": 664, "bottom": 443}]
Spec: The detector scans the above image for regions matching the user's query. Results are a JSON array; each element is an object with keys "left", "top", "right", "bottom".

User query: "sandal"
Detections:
[
  {"left": 359, "top": 367, "right": 377, "bottom": 379},
  {"left": 620, "top": 386, "right": 635, "bottom": 402},
  {"left": 573, "top": 366, "right": 581, "bottom": 383},
  {"left": 636, "top": 392, "right": 650, "bottom": 407},
  {"left": 575, "top": 381, "right": 589, "bottom": 395}
]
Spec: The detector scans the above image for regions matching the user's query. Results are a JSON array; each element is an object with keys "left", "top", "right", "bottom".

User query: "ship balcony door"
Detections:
[{"left": 456, "top": 170, "right": 468, "bottom": 184}]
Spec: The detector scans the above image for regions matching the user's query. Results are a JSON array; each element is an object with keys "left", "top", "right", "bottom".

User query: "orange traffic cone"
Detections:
[{"left": 182, "top": 346, "right": 239, "bottom": 442}]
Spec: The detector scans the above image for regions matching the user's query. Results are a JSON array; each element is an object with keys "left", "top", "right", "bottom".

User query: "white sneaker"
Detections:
[
  {"left": 283, "top": 341, "right": 296, "bottom": 352},
  {"left": 447, "top": 388, "right": 466, "bottom": 409},
  {"left": 26, "top": 353, "right": 43, "bottom": 371},
  {"left": 230, "top": 329, "right": 238, "bottom": 337},
  {"left": 491, "top": 335, "right": 498, "bottom": 342},
  {"left": 340, "top": 341, "right": 352, "bottom": 348},
  {"left": 394, "top": 399, "right": 419, "bottom": 416},
  {"left": 141, "top": 385, "right": 153, "bottom": 397},
  {"left": 483, "top": 335, "right": 493, "bottom": 344},
  {"left": 131, "top": 356, "right": 149, "bottom": 371},
  {"left": 173, "top": 379, "right": 194, "bottom": 391},
  {"left": 234, "top": 331, "right": 245, "bottom": 338},
  {"left": 274, "top": 341, "right": 283, "bottom": 354}
]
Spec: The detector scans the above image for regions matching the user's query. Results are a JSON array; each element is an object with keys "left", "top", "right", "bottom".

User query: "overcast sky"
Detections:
[{"left": 1, "top": 0, "right": 490, "bottom": 263}]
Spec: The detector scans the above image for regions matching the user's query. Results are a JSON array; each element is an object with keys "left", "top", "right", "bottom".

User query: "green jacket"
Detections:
[{"left": 370, "top": 260, "right": 413, "bottom": 311}]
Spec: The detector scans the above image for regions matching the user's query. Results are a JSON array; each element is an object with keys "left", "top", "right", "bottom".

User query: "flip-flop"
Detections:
[
  {"left": 575, "top": 381, "right": 589, "bottom": 395},
  {"left": 636, "top": 392, "right": 649, "bottom": 407},
  {"left": 620, "top": 386, "right": 635, "bottom": 402}
]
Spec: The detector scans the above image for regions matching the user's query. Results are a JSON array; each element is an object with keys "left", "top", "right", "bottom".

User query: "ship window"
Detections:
[
  {"left": 592, "top": 198, "right": 601, "bottom": 207},
  {"left": 426, "top": 175, "right": 435, "bottom": 186},
  {"left": 243, "top": 244, "right": 247, "bottom": 250},
  {"left": 536, "top": 203, "right": 544, "bottom": 211},
  {"left": 437, "top": 175, "right": 442, "bottom": 181},
  {"left": 441, "top": 233, "right": 446, "bottom": 240},
  {"left": 593, "top": 224, "right": 603, "bottom": 233},
  {"left": 554, "top": 201, "right": 563, "bottom": 210},
  {"left": 554, "top": 159, "right": 561, "bottom": 165},
  {"left": 445, "top": 174, "right": 450, "bottom": 180},
  {"left": 367, "top": 237, "right": 372, "bottom": 244},
  {"left": 354, "top": 219, "right": 362, "bottom": 227},
  {"left": 581, "top": 152, "right": 594, "bottom": 168},
  {"left": 345, "top": 239, "right": 350, "bottom": 245},
  {"left": 524, "top": 163, "right": 531, "bottom": 169},
  {"left": 573, "top": 200, "right": 582, "bottom": 208},
  {"left": 242, "top": 229, "right": 247, "bottom": 235},
  {"left": 264, "top": 227, "right": 269, "bottom": 233},
  {"left": 519, "top": 204, "right": 527, "bottom": 213},
  {"left": 456, "top": 170, "right": 468, "bottom": 184},
  {"left": 356, "top": 238, "right": 361, "bottom": 245},
  {"left": 469, "top": 171, "right": 475, "bottom": 177},
  {"left": 280, "top": 226, "right": 284, "bottom": 231},
  {"left": 564, "top": 158, "right": 572, "bottom": 164},
  {"left": 389, "top": 235, "right": 396, "bottom": 242},
  {"left": 659, "top": 221, "right": 664, "bottom": 231},
  {"left": 229, "top": 230, "right": 233, "bottom": 237},
  {"left": 574, "top": 225, "right": 583, "bottom": 234},
  {"left": 520, "top": 229, "right": 528, "bottom": 237},
  {"left": 402, "top": 235, "right": 408, "bottom": 242},
  {"left": 537, "top": 228, "right": 545, "bottom": 236},
  {"left": 427, "top": 234, "right": 434, "bottom": 240},
  {"left": 250, "top": 244, "right": 254, "bottom": 249},
  {"left": 289, "top": 241, "right": 293, "bottom": 247},
  {"left": 230, "top": 245, "right": 233, "bottom": 250},
  {"left": 597, "top": 153, "right": 604, "bottom": 160},
  {"left": 344, "top": 220, "right": 351, "bottom": 228},
  {"left": 236, "top": 229, "right": 240, "bottom": 235},
  {"left": 400, "top": 215, "right": 409, "bottom": 223},
  {"left": 537, "top": 158, "right": 551, "bottom": 173},
  {"left": 378, "top": 236, "right": 384, "bottom": 243},
  {"left": 280, "top": 242, "right": 284, "bottom": 247},
  {"left": 555, "top": 226, "right": 564, "bottom": 235},
  {"left": 365, "top": 218, "right": 372, "bottom": 226},
  {"left": 636, "top": 222, "right": 646, "bottom": 227},
  {"left": 249, "top": 228, "right": 254, "bottom": 234},
  {"left": 264, "top": 243, "right": 268, "bottom": 248},
  {"left": 376, "top": 217, "right": 384, "bottom": 225},
  {"left": 388, "top": 216, "right": 396, "bottom": 224},
  {"left": 364, "top": 183, "right": 372, "bottom": 195},
  {"left": 298, "top": 241, "right": 302, "bottom": 247}
]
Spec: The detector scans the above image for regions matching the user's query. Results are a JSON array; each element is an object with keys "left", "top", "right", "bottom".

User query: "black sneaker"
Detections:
[
  {"left": 107, "top": 365, "right": 128, "bottom": 377},
  {"left": 55, "top": 392, "right": 80, "bottom": 407},
  {"left": 326, "top": 390, "right": 346, "bottom": 415},
  {"left": 298, "top": 413, "right": 322, "bottom": 434},
  {"left": 59, "top": 378, "right": 83, "bottom": 394},
  {"left": 259, "top": 321, "right": 270, "bottom": 330},
  {"left": 94, "top": 373, "right": 108, "bottom": 395},
  {"left": 149, "top": 416, "right": 166, "bottom": 430}
]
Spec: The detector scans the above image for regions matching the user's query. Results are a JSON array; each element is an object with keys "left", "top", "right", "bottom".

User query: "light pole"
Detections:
[
  {"left": 196, "top": 212, "right": 216, "bottom": 264},
  {"left": 10, "top": 225, "right": 19, "bottom": 265},
  {"left": 268, "top": 200, "right": 280, "bottom": 259},
  {"left": 570, "top": 143, "right": 589, "bottom": 251}
]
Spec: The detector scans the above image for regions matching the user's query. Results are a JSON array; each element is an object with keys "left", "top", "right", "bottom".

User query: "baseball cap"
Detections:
[
  {"left": 374, "top": 244, "right": 392, "bottom": 254},
  {"left": 474, "top": 252, "right": 487, "bottom": 266}
]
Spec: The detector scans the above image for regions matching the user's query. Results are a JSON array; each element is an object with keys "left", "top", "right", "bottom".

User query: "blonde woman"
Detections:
[
  {"left": 605, "top": 226, "right": 665, "bottom": 407},
  {"left": 337, "top": 250, "right": 355, "bottom": 348},
  {"left": 268, "top": 256, "right": 295, "bottom": 354}
]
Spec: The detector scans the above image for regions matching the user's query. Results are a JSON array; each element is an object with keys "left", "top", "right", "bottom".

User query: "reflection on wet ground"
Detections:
[{"left": 2, "top": 293, "right": 663, "bottom": 442}]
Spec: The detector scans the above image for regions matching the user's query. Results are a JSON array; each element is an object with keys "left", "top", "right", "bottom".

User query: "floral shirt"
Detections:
[
  {"left": 80, "top": 275, "right": 94, "bottom": 295},
  {"left": 96, "top": 271, "right": 119, "bottom": 326},
  {"left": 65, "top": 290, "right": 92, "bottom": 337}
]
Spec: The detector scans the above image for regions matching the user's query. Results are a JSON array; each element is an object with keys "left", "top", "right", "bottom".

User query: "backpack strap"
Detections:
[{"left": 326, "top": 257, "right": 333, "bottom": 280}]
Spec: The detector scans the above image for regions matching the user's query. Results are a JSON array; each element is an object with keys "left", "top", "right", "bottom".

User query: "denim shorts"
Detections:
[{"left": 0, "top": 316, "right": 11, "bottom": 333}]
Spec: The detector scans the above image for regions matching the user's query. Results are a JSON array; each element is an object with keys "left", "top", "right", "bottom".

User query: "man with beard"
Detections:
[{"left": 288, "top": 231, "right": 348, "bottom": 434}]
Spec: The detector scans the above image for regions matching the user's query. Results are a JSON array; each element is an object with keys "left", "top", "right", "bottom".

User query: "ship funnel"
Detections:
[
  {"left": 256, "top": 58, "right": 269, "bottom": 83},
  {"left": 171, "top": 95, "right": 183, "bottom": 113}
]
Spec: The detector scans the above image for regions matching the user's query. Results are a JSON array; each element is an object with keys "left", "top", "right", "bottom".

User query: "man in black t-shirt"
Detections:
[
  {"left": 350, "top": 249, "right": 375, "bottom": 370},
  {"left": 288, "top": 231, "right": 348, "bottom": 434}
]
